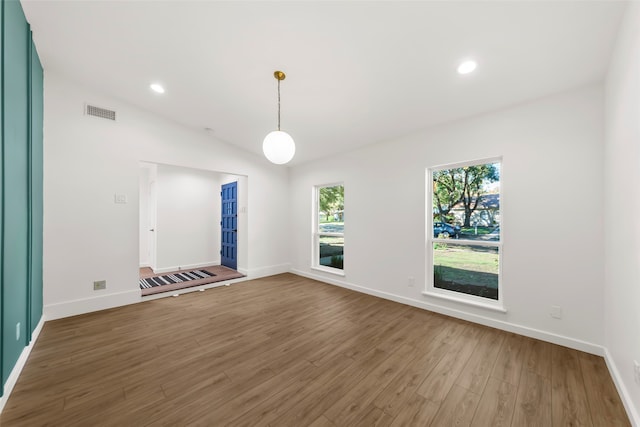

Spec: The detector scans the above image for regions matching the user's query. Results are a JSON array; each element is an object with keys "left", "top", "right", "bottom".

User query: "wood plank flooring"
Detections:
[{"left": 0, "top": 274, "right": 630, "bottom": 426}]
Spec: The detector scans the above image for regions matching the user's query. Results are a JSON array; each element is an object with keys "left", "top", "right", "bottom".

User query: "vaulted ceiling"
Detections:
[{"left": 22, "top": 1, "right": 626, "bottom": 165}]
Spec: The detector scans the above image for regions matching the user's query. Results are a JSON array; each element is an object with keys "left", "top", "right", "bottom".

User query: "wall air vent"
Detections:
[{"left": 85, "top": 104, "right": 116, "bottom": 121}]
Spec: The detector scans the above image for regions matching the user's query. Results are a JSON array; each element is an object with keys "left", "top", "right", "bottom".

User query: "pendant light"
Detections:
[{"left": 263, "top": 70, "right": 295, "bottom": 164}]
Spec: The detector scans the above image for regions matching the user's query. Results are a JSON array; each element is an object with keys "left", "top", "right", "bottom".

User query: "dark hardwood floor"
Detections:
[{"left": 0, "top": 274, "right": 631, "bottom": 426}]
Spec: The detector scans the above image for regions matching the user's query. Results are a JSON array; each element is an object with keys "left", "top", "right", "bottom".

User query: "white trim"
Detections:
[
  {"left": 289, "top": 268, "right": 603, "bottom": 356},
  {"left": 426, "top": 157, "right": 503, "bottom": 307},
  {"left": 430, "top": 155, "right": 503, "bottom": 173},
  {"left": 245, "top": 263, "right": 290, "bottom": 279},
  {"left": 314, "top": 181, "right": 345, "bottom": 192},
  {"left": 433, "top": 238, "right": 501, "bottom": 247},
  {"left": 311, "top": 265, "right": 345, "bottom": 277},
  {"left": 422, "top": 290, "right": 506, "bottom": 313},
  {"left": 44, "top": 289, "right": 141, "bottom": 320},
  {"left": 317, "top": 232, "right": 344, "bottom": 238},
  {"left": 43, "top": 263, "right": 287, "bottom": 321},
  {"left": 603, "top": 348, "right": 640, "bottom": 426},
  {"left": 0, "top": 317, "right": 45, "bottom": 415},
  {"left": 152, "top": 260, "right": 220, "bottom": 274}
]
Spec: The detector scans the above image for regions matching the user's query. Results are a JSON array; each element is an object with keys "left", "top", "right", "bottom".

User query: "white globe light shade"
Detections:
[{"left": 263, "top": 130, "right": 295, "bottom": 164}]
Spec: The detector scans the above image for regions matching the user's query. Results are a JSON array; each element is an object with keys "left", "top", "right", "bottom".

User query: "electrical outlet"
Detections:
[
  {"left": 93, "top": 280, "right": 106, "bottom": 290},
  {"left": 16, "top": 322, "right": 20, "bottom": 340},
  {"left": 550, "top": 305, "right": 562, "bottom": 319},
  {"left": 634, "top": 360, "right": 640, "bottom": 385},
  {"left": 408, "top": 276, "right": 415, "bottom": 287}
]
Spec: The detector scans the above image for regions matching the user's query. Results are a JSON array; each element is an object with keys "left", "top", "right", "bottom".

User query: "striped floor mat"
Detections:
[{"left": 139, "top": 269, "right": 216, "bottom": 289}]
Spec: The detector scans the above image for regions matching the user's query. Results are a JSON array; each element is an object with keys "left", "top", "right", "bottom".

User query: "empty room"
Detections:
[{"left": 0, "top": 0, "right": 638, "bottom": 425}]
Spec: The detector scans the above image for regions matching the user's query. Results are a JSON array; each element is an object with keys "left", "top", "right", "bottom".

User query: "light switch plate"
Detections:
[{"left": 114, "top": 194, "right": 127, "bottom": 204}]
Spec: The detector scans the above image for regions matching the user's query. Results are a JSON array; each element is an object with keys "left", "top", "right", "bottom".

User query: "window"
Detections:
[
  {"left": 426, "top": 158, "right": 503, "bottom": 310},
  {"left": 313, "top": 184, "right": 344, "bottom": 274}
]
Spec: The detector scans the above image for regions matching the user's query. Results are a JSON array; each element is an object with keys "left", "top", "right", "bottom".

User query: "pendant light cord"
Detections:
[{"left": 277, "top": 78, "right": 281, "bottom": 131}]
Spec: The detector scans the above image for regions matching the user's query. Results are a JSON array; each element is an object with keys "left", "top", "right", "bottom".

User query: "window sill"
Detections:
[
  {"left": 311, "top": 266, "right": 345, "bottom": 277},
  {"left": 422, "top": 290, "right": 507, "bottom": 313}
]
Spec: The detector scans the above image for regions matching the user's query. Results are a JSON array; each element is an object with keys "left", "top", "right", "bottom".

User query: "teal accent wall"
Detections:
[
  {"left": 0, "top": 0, "right": 43, "bottom": 396},
  {"left": 29, "top": 38, "right": 43, "bottom": 340},
  {"left": 3, "top": 0, "right": 30, "bottom": 389},
  {"left": 0, "top": 0, "right": 4, "bottom": 396}
]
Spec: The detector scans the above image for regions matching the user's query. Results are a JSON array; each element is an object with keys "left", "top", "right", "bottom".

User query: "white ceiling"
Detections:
[{"left": 22, "top": 1, "right": 627, "bottom": 166}]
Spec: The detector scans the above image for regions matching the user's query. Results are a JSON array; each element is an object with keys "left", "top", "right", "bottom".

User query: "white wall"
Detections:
[
  {"left": 604, "top": 2, "right": 640, "bottom": 424},
  {"left": 155, "top": 164, "right": 221, "bottom": 272},
  {"left": 290, "top": 85, "right": 605, "bottom": 353},
  {"left": 43, "top": 71, "right": 290, "bottom": 319}
]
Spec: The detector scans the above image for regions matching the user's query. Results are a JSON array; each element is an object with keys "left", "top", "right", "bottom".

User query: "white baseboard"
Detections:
[
  {"left": 44, "top": 289, "right": 141, "bottom": 320},
  {"left": 152, "top": 260, "right": 220, "bottom": 274},
  {"left": 290, "top": 268, "right": 604, "bottom": 356},
  {"left": 604, "top": 348, "right": 640, "bottom": 426},
  {"left": 0, "top": 317, "right": 45, "bottom": 415},
  {"left": 246, "top": 263, "right": 290, "bottom": 279},
  {"left": 43, "top": 262, "right": 287, "bottom": 320}
]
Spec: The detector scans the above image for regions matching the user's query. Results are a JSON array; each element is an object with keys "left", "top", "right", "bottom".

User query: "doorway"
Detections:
[{"left": 139, "top": 162, "right": 248, "bottom": 294}]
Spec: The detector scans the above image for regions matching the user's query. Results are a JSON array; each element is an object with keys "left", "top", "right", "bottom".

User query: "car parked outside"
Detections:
[{"left": 433, "top": 222, "right": 460, "bottom": 238}]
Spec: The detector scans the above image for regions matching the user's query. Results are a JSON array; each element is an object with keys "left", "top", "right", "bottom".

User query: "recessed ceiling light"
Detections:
[
  {"left": 457, "top": 60, "right": 477, "bottom": 75},
  {"left": 150, "top": 83, "right": 165, "bottom": 94}
]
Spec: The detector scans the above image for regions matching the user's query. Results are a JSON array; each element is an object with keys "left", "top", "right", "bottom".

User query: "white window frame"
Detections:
[
  {"left": 312, "top": 183, "right": 345, "bottom": 276},
  {"left": 423, "top": 157, "right": 505, "bottom": 313}
]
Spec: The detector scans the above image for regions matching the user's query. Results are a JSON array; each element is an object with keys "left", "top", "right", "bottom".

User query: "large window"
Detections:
[
  {"left": 313, "top": 184, "right": 344, "bottom": 274},
  {"left": 426, "top": 158, "right": 502, "bottom": 309}
]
